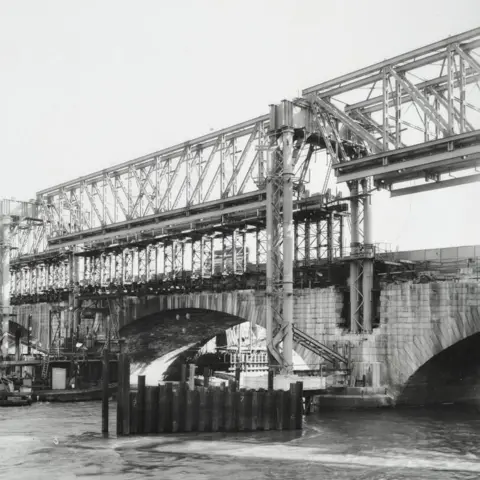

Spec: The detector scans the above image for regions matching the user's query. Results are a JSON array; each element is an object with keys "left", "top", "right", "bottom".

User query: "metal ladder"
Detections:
[
  {"left": 41, "top": 354, "right": 50, "bottom": 379},
  {"left": 292, "top": 326, "right": 348, "bottom": 366}
]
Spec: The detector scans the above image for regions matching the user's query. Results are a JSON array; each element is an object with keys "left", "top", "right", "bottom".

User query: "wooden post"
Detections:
[
  {"left": 172, "top": 387, "right": 180, "bottom": 433},
  {"left": 268, "top": 368, "right": 274, "bottom": 390},
  {"left": 129, "top": 391, "right": 138, "bottom": 434},
  {"left": 144, "top": 386, "right": 159, "bottom": 434},
  {"left": 212, "top": 387, "right": 221, "bottom": 432},
  {"left": 235, "top": 390, "right": 243, "bottom": 431},
  {"left": 181, "top": 364, "right": 187, "bottom": 382},
  {"left": 224, "top": 386, "right": 233, "bottom": 432},
  {"left": 275, "top": 390, "right": 283, "bottom": 430},
  {"left": 264, "top": 390, "right": 274, "bottom": 431},
  {"left": 178, "top": 382, "right": 188, "bottom": 432},
  {"left": 203, "top": 367, "right": 210, "bottom": 388},
  {"left": 164, "top": 383, "right": 173, "bottom": 433},
  {"left": 137, "top": 375, "right": 146, "bottom": 434},
  {"left": 235, "top": 365, "right": 241, "bottom": 387},
  {"left": 116, "top": 355, "right": 124, "bottom": 435},
  {"left": 185, "top": 388, "right": 194, "bottom": 432},
  {"left": 122, "top": 355, "right": 131, "bottom": 435},
  {"left": 295, "top": 381, "right": 303, "bottom": 429},
  {"left": 116, "top": 339, "right": 125, "bottom": 435},
  {"left": 198, "top": 388, "right": 207, "bottom": 432},
  {"left": 282, "top": 387, "right": 290, "bottom": 430},
  {"left": 251, "top": 391, "right": 258, "bottom": 431},
  {"left": 157, "top": 385, "right": 166, "bottom": 433},
  {"left": 102, "top": 348, "right": 109, "bottom": 435},
  {"left": 256, "top": 390, "right": 264, "bottom": 430},
  {"left": 188, "top": 363, "right": 195, "bottom": 389},
  {"left": 244, "top": 390, "right": 253, "bottom": 431},
  {"left": 192, "top": 388, "right": 200, "bottom": 431},
  {"left": 205, "top": 387, "right": 214, "bottom": 432},
  {"left": 289, "top": 383, "right": 296, "bottom": 430}
]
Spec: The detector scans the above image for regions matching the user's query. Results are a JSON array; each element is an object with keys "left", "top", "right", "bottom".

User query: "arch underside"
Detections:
[
  {"left": 120, "top": 308, "right": 258, "bottom": 367},
  {"left": 398, "top": 332, "right": 480, "bottom": 406}
]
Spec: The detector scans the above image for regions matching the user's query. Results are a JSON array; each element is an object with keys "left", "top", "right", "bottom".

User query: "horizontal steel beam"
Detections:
[
  {"left": 48, "top": 200, "right": 267, "bottom": 249},
  {"left": 48, "top": 190, "right": 267, "bottom": 245},
  {"left": 390, "top": 173, "right": 480, "bottom": 197},
  {"left": 333, "top": 130, "right": 480, "bottom": 171},
  {"left": 42, "top": 192, "right": 338, "bottom": 251},
  {"left": 374, "top": 156, "right": 480, "bottom": 184},
  {"left": 302, "top": 28, "right": 480, "bottom": 95},
  {"left": 336, "top": 144, "right": 480, "bottom": 183},
  {"left": 37, "top": 114, "right": 269, "bottom": 196}
]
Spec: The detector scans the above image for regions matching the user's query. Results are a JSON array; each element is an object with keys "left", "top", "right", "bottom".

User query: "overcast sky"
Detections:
[{"left": 1, "top": 0, "right": 479, "bottom": 251}]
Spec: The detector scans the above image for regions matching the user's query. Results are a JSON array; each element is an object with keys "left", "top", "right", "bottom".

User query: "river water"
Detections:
[{"left": 1, "top": 402, "right": 480, "bottom": 480}]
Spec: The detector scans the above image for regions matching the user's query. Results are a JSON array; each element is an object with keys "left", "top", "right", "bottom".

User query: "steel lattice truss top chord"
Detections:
[
  {"left": 13, "top": 116, "right": 270, "bottom": 257},
  {"left": 9, "top": 28, "right": 480, "bottom": 261}
]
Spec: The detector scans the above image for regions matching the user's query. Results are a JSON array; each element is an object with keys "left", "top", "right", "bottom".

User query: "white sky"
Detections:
[{"left": 1, "top": 0, "right": 480, "bottom": 252}]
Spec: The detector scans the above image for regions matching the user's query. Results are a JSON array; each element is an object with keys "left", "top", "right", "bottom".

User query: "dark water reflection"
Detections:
[{"left": 1, "top": 402, "right": 480, "bottom": 479}]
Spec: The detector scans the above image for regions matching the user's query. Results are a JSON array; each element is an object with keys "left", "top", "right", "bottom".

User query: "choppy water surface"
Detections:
[{"left": 1, "top": 402, "right": 480, "bottom": 479}]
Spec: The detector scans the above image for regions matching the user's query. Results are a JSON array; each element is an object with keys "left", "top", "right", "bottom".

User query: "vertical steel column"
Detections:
[
  {"left": 459, "top": 56, "right": 466, "bottom": 133},
  {"left": 241, "top": 231, "right": 247, "bottom": 273},
  {"left": 382, "top": 68, "right": 390, "bottom": 150},
  {"left": 69, "top": 253, "right": 80, "bottom": 339},
  {"left": 232, "top": 231, "right": 237, "bottom": 275},
  {"left": 327, "top": 213, "right": 334, "bottom": 263},
  {"left": 282, "top": 128, "right": 294, "bottom": 372},
  {"left": 395, "top": 80, "right": 402, "bottom": 148},
  {"left": 304, "top": 219, "right": 310, "bottom": 266},
  {"left": 349, "top": 182, "right": 360, "bottom": 333},
  {"left": 447, "top": 45, "right": 455, "bottom": 135},
  {"left": 433, "top": 96, "right": 440, "bottom": 140},
  {"left": 361, "top": 178, "right": 374, "bottom": 332},
  {"left": 0, "top": 216, "right": 11, "bottom": 359},
  {"left": 265, "top": 150, "right": 274, "bottom": 367},
  {"left": 316, "top": 220, "right": 322, "bottom": 261},
  {"left": 339, "top": 215, "right": 344, "bottom": 258}
]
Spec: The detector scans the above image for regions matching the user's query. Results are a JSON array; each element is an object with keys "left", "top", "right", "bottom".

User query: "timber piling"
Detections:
[{"left": 115, "top": 356, "right": 304, "bottom": 435}]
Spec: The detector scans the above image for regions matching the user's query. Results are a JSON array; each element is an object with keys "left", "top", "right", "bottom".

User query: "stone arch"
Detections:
[
  {"left": 380, "top": 281, "right": 480, "bottom": 398},
  {"left": 119, "top": 291, "right": 265, "bottom": 331},
  {"left": 120, "top": 307, "right": 258, "bottom": 366},
  {"left": 397, "top": 331, "right": 480, "bottom": 406}
]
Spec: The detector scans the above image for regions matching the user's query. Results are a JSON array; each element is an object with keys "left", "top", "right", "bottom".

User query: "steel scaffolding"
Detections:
[{"left": 5, "top": 27, "right": 480, "bottom": 338}]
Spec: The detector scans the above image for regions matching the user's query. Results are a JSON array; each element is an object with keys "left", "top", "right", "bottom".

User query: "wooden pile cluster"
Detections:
[{"left": 115, "top": 356, "right": 304, "bottom": 435}]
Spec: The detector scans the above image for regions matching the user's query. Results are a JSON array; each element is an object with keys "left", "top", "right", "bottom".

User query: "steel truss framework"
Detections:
[
  {"left": 9, "top": 207, "right": 346, "bottom": 301},
  {"left": 307, "top": 28, "right": 480, "bottom": 192},
  {"left": 6, "top": 28, "right": 480, "bottom": 345}
]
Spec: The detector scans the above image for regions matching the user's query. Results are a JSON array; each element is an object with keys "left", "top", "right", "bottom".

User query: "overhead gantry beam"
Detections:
[
  {"left": 390, "top": 172, "right": 480, "bottom": 197},
  {"left": 333, "top": 130, "right": 480, "bottom": 184}
]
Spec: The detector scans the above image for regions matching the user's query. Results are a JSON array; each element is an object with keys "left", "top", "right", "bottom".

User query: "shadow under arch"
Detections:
[
  {"left": 9, "top": 319, "right": 28, "bottom": 337},
  {"left": 397, "top": 332, "right": 480, "bottom": 406},
  {"left": 120, "top": 307, "right": 253, "bottom": 369}
]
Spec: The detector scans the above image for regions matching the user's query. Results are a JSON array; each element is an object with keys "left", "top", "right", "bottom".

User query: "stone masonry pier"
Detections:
[{"left": 11, "top": 280, "right": 480, "bottom": 406}]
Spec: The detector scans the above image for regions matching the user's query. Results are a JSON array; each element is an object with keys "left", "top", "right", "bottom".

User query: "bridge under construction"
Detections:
[{"left": 1, "top": 27, "right": 480, "bottom": 391}]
